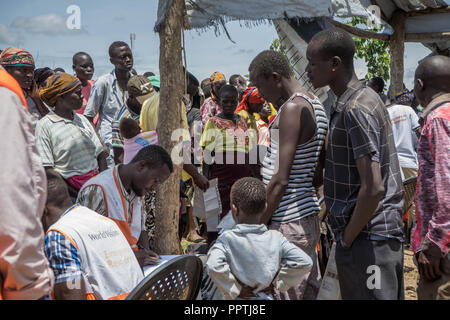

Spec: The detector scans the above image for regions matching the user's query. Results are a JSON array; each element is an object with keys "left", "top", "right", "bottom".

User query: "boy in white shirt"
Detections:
[{"left": 206, "top": 177, "right": 312, "bottom": 300}]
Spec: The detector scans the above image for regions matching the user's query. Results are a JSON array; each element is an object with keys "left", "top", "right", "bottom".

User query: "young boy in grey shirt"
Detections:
[{"left": 206, "top": 177, "right": 312, "bottom": 300}]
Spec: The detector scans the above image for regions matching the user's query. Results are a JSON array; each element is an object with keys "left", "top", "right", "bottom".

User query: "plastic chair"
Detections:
[
  {"left": 403, "top": 176, "right": 417, "bottom": 214},
  {"left": 126, "top": 255, "right": 203, "bottom": 300}
]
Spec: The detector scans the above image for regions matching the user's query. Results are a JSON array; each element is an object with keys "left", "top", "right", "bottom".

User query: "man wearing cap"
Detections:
[
  {"left": 111, "top": 75, "right": 156, "bottom": 164},
  {"left": 0, "top": 47, "right": 49, "bottom": 128},
  {"left": 148, "top": 75, "right": 160, "bottom": 92}
]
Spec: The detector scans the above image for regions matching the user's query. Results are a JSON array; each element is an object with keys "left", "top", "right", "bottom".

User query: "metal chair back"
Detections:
[{"left": 126, "top": 255, "right": 203, "bottom": 300}]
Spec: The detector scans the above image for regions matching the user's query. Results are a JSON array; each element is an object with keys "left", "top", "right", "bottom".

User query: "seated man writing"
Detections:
[
  {"left": 43, "top": 169, "right": 144, "bottom": 300},
  {"left": 77, "top": 145, "right": 173, "bottom": 266}
]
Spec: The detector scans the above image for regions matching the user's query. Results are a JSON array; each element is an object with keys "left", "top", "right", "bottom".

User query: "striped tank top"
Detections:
[{"left": 261, "top": 92, "right": 328, "bottom": 223}]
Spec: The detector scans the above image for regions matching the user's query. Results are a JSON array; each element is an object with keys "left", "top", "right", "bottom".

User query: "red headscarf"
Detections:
[{"left": 235, "top": 86, "right": 264, "bottom": 114}]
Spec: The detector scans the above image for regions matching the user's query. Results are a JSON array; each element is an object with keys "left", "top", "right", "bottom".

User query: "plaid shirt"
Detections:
[
  {"left": 411, "top": 95, "right": 450, "bottom": 255},
  {"left": 324, "top": 81, "right": 404, "bottom": 241},
  {"left": 45, "top": 206, "right": 83, "bottom": 284}
]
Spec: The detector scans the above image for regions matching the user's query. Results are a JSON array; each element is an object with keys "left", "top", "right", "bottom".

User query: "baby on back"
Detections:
[
  {"left": 206, "top": 177, "right": 312, "bottom": 300},
  {"left": 119, "top": 117, "right": 158, "bottom": 164}
]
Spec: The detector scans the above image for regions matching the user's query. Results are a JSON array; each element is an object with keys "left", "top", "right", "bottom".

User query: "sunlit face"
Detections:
[
  {"left": 5, "top": 65, "right": 35, "bottom": 90},
  {"left": 249, "top": 71, "right": 280, "bottom": 106},
  {"left": 110, "top": 46, "right": 133, "bottom": 72},
  {"left": 219, "top": 91, "right": 239, "bottom": 117},
  {"left": 60, "top": 84, "right": 84, "bottom": 110},
  {"left": 211, "top": 79, "right": 226, "bottom": 98},
  {"left": 306, "top": 40, "right": 334, "bottom": 89},
  {"left": 73, "top": 54, "right": 94, "bottom": 82},
  {"left": 231, "top": 76, "right": 248, "bottom": 99},
  {"left": 259, "top": 102, "right": 272, "bottom": 118}
]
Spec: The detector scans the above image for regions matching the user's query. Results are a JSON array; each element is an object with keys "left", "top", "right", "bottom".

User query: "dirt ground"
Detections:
[{"left": 404, "top": 249, "right": 419, "bottom": 300}]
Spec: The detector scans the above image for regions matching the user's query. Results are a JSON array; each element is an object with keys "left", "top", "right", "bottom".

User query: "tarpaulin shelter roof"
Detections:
[{"left": 155, "top": 0, "right": 450, "bottom": 54}]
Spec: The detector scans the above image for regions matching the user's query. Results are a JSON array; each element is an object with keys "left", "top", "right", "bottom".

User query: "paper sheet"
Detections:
[
  {"left": 142, "top": 255, "right": 180, "bottom": 277},
  {"left": 316, "top": 243, "right": 341, "bottom": 300},
  {"left": 192, "top": 186, "right": 206, "bottom": 219},
  {"left": 193, "top": 178, "right": 222, "bottom": 231},
  {"left": 217, "top": 210, "right": 236, "bottom": 235}
]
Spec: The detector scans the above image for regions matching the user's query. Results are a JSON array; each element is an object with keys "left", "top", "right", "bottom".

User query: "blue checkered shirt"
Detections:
[{"left": 45, "top": 230, "right": 83, "bottom": 284}]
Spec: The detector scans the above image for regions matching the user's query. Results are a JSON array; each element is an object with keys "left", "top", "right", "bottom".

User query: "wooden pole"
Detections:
[
  {"left": 155, "top": 0, "right": 184, "bottom": 254},
  {"left": 405, "top": 32, "right": 450, "bottom": 42},
  {"left": 388, "top": 10, "right": 406, "bottom": 100},
  {"left": 405, "top": 5, "right": 450, "bottom": 17}
]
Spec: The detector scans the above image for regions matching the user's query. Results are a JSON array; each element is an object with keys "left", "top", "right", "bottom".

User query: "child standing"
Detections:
[
  {"left": 206, "top": 177, "right": 312, "bottom": 300},
  {"left": 201, "top": 85, "right": 256, "bottom": 245}
]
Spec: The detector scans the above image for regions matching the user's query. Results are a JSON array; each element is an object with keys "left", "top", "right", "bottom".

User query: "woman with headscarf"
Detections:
[
  {"left": 0, "top": 47, "right": 49, "bottom": 128},
  {"left": 35, "top": 73, "right": 107, "bottom": 197},
  {"left": 235, "top": 86, "right": 265, "bottom": 133},
  {"left": 201, "top": 72, "right": 227, "bottom": 128}
]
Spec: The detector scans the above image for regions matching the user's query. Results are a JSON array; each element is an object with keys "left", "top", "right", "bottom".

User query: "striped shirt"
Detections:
[
  {"left": 262, "top": 92, "right": 328, "bottom": 223},
  {"left": 35, "top": 112, "right": 103, "bottom": 179}
]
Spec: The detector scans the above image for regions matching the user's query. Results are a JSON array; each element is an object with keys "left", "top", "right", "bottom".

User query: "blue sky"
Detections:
[{"left": 0, "top": 0, "right": 431, "bottom": 89}]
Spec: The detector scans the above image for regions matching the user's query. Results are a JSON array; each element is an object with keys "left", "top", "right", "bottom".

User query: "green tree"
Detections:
[
  {"left": 347, "top": 17, "right": 390, "bottom": 84},
  {"left": 270, "top": 38, "right": 287, "bottom": 56}
]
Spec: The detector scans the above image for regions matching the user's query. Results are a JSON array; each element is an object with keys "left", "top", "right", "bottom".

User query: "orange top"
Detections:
[{"left": 0, "top": 69, "right": 28, "bottom": 111}]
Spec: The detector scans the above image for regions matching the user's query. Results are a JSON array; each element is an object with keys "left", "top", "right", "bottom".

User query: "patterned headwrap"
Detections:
[
  {"left": 39, "top": 73, "right": 82, "bottom": 107},
  {"left": 209, "top": 72, "right": 226, "bottom": 100},
  {"left": 209, "top": 71, "right": 225, "bottom": 84},
  {"left": 235, "top": 86, "right": 265, "bottom": 113},
  {"left": 0, "top": 47, "right": 34, "bottom": 67},
  {"left": 395, "top": 89, "right": 414, "bottom": 106}
]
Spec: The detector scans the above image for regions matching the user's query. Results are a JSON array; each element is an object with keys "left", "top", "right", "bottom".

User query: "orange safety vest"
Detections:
[{"left": 0, "top": 69, "right": 28, "bottom": 111}]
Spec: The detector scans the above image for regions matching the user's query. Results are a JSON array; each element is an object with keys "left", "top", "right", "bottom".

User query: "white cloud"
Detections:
[
  {"left": 11, "top": 14, "right": 86, "bottom": 36},
  {"left": 0, "top": 24, "right": 20, "bottom": 45}
]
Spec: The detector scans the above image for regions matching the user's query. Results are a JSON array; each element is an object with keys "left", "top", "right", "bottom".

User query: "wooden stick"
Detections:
[
  {"left": 405, "top": 5, "right": 450, "bottom": 17},
  {"left": 405, "top": 32, "right": 450, "bottom": 41},
  {"left": 326, "top": 18, "right": 389, "bottom": 41}
]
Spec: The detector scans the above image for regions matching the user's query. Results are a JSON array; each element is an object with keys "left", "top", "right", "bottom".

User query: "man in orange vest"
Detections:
[
  {"left": 0, "top": 65, "right": 54, "bottom": 300},
  {"left": 43, "top": 169, "right": 143, "bottom": 300}
]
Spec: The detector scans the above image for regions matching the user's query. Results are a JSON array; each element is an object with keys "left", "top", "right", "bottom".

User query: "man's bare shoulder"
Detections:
[{"left": 282, "top": 95, "right": 314, "bottom": 117}]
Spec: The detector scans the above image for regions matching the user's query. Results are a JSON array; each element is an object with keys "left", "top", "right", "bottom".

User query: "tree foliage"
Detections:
[
  {"left": 347, "top": 17, "right": 390, "bottom": 82},
  {"left": 270, "top": 38, "right": 287, "bottom": 56}
]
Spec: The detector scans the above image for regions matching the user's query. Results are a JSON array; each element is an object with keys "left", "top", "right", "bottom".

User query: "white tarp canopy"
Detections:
[
  {"left": 174, "top": 0, "right": 450, "bottom": 52},
  {"left": 183, "top": 0, "right": 390, "bottom": 31}
]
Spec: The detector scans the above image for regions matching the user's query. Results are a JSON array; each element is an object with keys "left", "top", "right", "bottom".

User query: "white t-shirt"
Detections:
[{"left": 387, "top": 104, "right": 420, "bottom": 169}]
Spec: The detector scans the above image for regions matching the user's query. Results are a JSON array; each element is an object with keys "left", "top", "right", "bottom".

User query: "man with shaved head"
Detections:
[
  {"left": 412, "top": 55, "right": 450, "bottom": 300},
  {"left": 306, "top": 27, "right": 405, "bottom": 300},
  {"left": 84, "top": 41, "right": 134, "bottom": 167}
]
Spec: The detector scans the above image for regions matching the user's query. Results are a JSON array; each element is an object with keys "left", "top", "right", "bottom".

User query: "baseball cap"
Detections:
[
  {"left": 127, "top": 75, "right": 156, "bottom": 104},
  {"left": 148, "top": 75, "right": 160, "bottom": 89}
]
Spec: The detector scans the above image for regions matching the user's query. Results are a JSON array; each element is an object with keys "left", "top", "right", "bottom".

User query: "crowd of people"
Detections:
[{"left": 0, "top": 27, "right": 448, "bottom": 300}]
